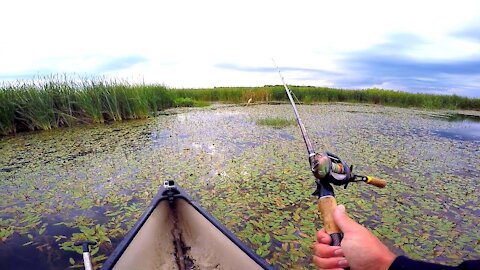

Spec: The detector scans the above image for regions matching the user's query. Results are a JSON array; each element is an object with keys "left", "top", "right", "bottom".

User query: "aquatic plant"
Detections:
[
  {"left": 0, "top": 87, "right": 16, "bottom": 134},
  {"left": 0, "top": 104, "right": 479, "bottom": 269},
  {"left": 173, "top": 97, "right": 195, "bottom": 107},
  {"left": 256, "top": 118, "right": 295, "bottom": 128},
  {"left": 0, "top": 78, "right": 174, "bottom": 135},
  {"left": 14, "top": 84, "right": 57, "bottom": 131},
  {"left": 76, "top": 81, "right": 105, "bottom": 123}
]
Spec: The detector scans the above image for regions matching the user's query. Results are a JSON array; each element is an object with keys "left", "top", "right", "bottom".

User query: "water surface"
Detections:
[
  {"left": 1, "top": 104, "right": 479, "bottom": 269},
  {"left": 431, "top": 113, "right": 480, "bottom": 141}
]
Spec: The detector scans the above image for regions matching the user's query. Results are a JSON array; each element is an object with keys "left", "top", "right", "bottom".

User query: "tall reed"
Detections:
[
  {"left": 15, "top": 83, "right": 56, "bottom": 131},
  {"left": 0, "top": 77, "right": 175, "bottom": 135},
  {"left": 0, "top": 87, "right": 16, "bottom": 134},
  {"left": 76, "top": 80, "right": 104, "bottom": 123},
  {"left": 1, "top": 77, "right": 479, "bottom": 136}
]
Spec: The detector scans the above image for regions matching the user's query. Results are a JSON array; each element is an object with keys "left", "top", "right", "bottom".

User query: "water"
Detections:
[
  {"left": 432, "top": 113, "right": 480, "bottom": 141},
  {"left": 1, "top": 105, "right": 479, "bottom": 269}
]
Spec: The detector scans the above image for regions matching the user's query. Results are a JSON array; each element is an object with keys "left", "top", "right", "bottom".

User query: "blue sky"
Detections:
[{"left": 1, "top": 0, "right": 479, "bottom": 97}]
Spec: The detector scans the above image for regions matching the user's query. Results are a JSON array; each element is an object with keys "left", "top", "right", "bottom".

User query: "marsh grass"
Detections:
[
  {"left": 272, "top": 86, "right": 480, "bottom": 110},
  {"left": 173, "top": 97, "right": 211, "bottom": 108},
  {"left": 172, "top": 87, "right": 272, "bottom": 103},
  {"left": 0, "top": 77, "right": 174, "bottom": 135},
  {"left": 1, "top": 77, "right": 479, "bottom": 135},
  {"left": 256, "top": 118, "right": 296, "bottom": 128},
  {"left": 174, "top": 86, "right": 480, "bottom": 110},
  {"left": 16, "top": 85, "right": 56, "bottom": 131},
  {"left": 0, "top": 88, "right": 17, "bottom": 134},
  {"left": 192, "top": 100, "right": 211, "bottom": 107},
  {"left": 76, "top": 83, "right": 104, "bottom": 123},
  {"left": 173, "top": 97, "right": 195, "bottom": 107}
]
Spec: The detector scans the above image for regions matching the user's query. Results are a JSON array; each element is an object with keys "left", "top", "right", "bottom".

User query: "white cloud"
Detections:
[{"left": 0, "top": 0, "right": 479, "bottom": 96}]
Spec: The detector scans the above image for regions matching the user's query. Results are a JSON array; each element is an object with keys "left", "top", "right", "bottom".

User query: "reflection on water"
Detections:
[
  {"left": 432, "top": 113, "right": 480, "bottom": 141},
  {"left": 434, "top": 123, "right": 480, "bottom": 141},
  {"left": 442, "top": 113, "right": 480, "bottom": 123}
]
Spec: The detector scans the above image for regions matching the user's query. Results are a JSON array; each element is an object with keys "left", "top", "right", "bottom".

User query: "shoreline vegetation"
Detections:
[{"left": 1, "top": 77, "right": 479, "bottom": 135}]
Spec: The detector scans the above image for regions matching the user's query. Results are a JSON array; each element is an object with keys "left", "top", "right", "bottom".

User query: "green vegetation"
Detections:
[
  {"left": 172, "top": 86, "right": 480, "bottom": 111},
  {"left": 173, "top": 97, "right": 210, "bottom": 108},
  {"left": 1, "top": 105, "right": 478, "bottom": 268},
  {"left": 171, "top": 87, "right": 272, "bottom": 104},
  {"left": 256, "top": 118, "right": 295, "bottom": 128},
  {"left": 0, "top": 77, "right": 174, "bottom": 135},
  {"left": 1, "top": 77, "right": 479, "bottom": 135}
]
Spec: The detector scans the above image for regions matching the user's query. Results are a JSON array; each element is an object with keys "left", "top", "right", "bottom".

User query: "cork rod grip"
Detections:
[
  {"left": 366, "top": 176, "right": 387, "bottom": 188},
  {"left": 318, "top": 196, "right": 344, "bottom": 249},
  {"left": 318, "top": 196, "right": 341, "bottom": 235}
]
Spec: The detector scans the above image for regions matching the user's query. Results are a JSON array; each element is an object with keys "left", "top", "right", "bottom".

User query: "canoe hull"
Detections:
[{"left": 102, "top": 182, "right": 272, "bottom": 270}]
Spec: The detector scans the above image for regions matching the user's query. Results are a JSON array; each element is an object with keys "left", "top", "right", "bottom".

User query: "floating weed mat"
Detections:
[
  {"left": 256, "top": 118, "right": 296, "bottom": 128},
  {"left": 0, "top": 104, "right": 479, "bottom": 269}
]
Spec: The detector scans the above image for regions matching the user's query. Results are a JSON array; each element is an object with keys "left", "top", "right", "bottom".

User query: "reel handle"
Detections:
[{"left": 366, "top": 176, "right": 387, "bottom": 188}]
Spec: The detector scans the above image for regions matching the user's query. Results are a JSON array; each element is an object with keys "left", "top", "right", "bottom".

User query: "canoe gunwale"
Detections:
[{"left": 101, "top": 182, "right": 273, "bottom": 269}]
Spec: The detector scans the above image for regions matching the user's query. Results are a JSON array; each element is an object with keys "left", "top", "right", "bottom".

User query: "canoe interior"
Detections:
[{"left": 110, "top": 195, "right": 268, "bottom": 270}]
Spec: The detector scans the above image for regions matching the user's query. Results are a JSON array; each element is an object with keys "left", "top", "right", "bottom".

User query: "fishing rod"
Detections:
[{"left": 273, "top": 61, "right": 386, "bottom": 248}]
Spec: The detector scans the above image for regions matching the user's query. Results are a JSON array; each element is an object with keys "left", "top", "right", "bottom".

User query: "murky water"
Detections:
[{"left": 1, "top": 104, "right": 479, "bottom": 269}]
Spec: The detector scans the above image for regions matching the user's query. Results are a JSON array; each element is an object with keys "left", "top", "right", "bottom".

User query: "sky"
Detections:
[{"left": 1, "top": 0, "right": 479, "bottom": 97}]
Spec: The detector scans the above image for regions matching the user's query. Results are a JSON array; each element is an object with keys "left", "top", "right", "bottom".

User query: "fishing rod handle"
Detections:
[
  {"left": 366, "top": 176, "right": 387, "bottom": 188},
  {"left": 318, "top": 196, "right": 350, "bottom": 270},
  {"left": 318, "top": 196, "right": 343, "bottom": 246}
]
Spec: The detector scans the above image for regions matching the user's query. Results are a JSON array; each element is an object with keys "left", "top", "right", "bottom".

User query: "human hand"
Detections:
[{"left": 312, "top": 205, "right": 396, "bottom": 270}]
